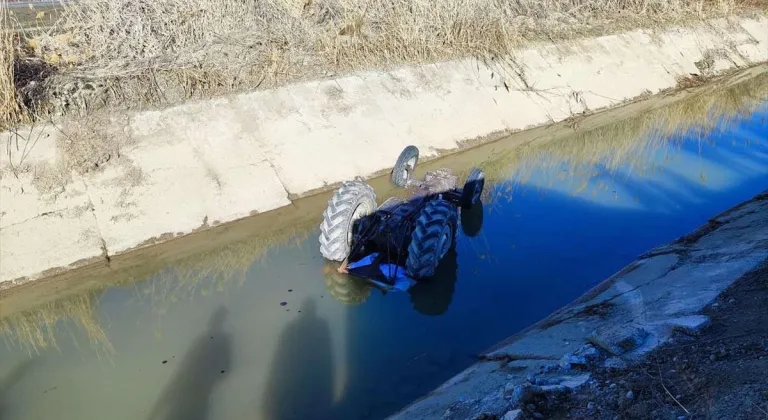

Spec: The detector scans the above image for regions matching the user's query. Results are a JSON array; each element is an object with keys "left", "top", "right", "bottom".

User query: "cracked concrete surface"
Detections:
[
  {"left": 388, "top": 191, "right": 768, "bottom": 420},
  {"left": 1, "top": 15, "right": 768, "bottom": 286}
]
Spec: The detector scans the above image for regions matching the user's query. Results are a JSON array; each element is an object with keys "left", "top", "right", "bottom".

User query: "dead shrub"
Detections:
[
  {"left": 3, "top": 0, "right": 766, "bottom": 123},
  {"left": 1, "top": 2, "right": 25, "bottom": 128}
]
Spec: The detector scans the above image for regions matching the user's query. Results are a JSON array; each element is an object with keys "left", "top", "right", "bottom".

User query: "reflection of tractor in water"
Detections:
[
  {"left": 318, "top": 145, "right": 485, "bottom": 311},
  {"left": 323, "top": 264, "right": 372, "bottom": 306},
  {"left": 323, "top": 248, "right": 461, "bottom": 315}
]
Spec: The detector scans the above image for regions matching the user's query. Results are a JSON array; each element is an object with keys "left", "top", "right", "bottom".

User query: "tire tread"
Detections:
[
  {"left": 319, "top": 181, "right": 376, "bottom": 261},
  {"left": 406, "top": 199, "right": 458, "bottom": 278}
]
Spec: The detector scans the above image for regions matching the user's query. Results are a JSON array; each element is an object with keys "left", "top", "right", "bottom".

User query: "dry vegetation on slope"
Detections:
[{"left": 2, "top": 0, "right": 767, "bottom": 128}]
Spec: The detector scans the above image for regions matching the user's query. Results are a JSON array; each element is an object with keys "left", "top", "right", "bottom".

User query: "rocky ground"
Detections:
[{"left": 500, "top": 261, "right": 768, "bottom": 420}]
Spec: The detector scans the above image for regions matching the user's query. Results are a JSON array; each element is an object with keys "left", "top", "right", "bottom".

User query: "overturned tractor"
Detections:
[{"left": 318, "top": 145, "right": 485, "bottom": 291}]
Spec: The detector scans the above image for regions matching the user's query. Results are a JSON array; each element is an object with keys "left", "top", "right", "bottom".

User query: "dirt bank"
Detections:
[{"left": 510, "top": 261, "right": 768, "bottom": 420}]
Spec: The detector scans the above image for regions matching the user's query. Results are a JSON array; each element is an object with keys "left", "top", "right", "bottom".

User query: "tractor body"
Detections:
[{"left": 319, "top": 146, "right": 485, "bottom": 292}]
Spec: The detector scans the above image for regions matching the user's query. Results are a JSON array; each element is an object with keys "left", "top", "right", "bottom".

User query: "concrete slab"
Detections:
[
  {"left": 278, "top": 76, "right": 408, "bottom": 194},
  {"left": 465, "top": 54, "right": 580, "bottom": 130},
  {"left": 0, "top": 126, "right": 106, "bottom": 285},
  {"left": 738, "top": 16, "right": 768, "bottom": 62},
  {"left": 363, "top": 67, "right": 461, "bottom": 152},
  {"left": 419, "top": 60, "right": 508, "bottom": 138},
  {"left": 502, "top": 409, "right": 522, "bottom": 420},
  {"left": 713, "top": 198, "right": 768, "bottom": 224},
  {"left": 656, "top": 315, "right": 711, "bottom": 336},
  {"left": 0, "top": 126, "right": 82, "bottom": 229},
  {"left": 580, "top": 253, "right": 679, "bottom": 306},
  {"left": 86, "top": 106, "right": 291, "bottom": 255},
  {"left": 234, "top": 81, "right": 394, "bottom": 196},
  {"left": 485, "top": 317, "right": 598, "bottom": 360},
  {"left": 87, "top": 156, "right": 289, "bottom": 255},
  {"left": 0, "top": 173, "right": 90, "bottom": 230},
  {"left": 643, "top": 256, "right": 768, "bottom": 318},
  {"left": 394, "top": 361, "right": 514, "bottom": 420},
  {"left": 0, "top": 207, "right": 104, "bottom": 283}
]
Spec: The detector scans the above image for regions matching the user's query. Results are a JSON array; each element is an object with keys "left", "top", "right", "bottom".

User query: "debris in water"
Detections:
[
  {"left": 280, "top": 301, "right": 287, "bottom": 306},
  {"left": 162, "top": 360, "right": 168, "bottom": 364}
]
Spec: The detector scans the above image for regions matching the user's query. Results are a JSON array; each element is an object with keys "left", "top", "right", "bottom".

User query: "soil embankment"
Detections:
[{"left": 545, "top": 261, "right": 768, "bottom": 420}]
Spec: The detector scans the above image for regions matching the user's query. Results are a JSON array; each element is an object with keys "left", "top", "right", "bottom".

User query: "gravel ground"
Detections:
[{"left": 529, "top": 261, "right": 768, "bottom": 420}]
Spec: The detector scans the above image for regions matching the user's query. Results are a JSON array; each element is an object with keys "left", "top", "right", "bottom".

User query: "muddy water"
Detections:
[{"left": 0, "top": 81, "right": 767, "bottom": 420}]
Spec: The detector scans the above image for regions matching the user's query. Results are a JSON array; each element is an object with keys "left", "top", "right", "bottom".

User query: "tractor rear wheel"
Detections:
[
  {"left": 406, "top": 199, "right": 458, "bottom": 278},
  {"left": 319, "top": 180, "right": 377, "bottom": 261}
]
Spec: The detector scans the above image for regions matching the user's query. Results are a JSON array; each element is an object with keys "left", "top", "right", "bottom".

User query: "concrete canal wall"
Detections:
[
  {"left": 388, "top": 190, "right": 768, "bottom": 420},
  {"left": 1, "top": 14, "right": 768, "bottom": 287}
]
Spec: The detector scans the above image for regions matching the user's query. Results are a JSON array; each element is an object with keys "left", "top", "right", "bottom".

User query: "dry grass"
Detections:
[
  {"left": 2, "top": 0, "right": 764, "bottom": 127},
  {"left": 1, "top": 2, "right": 26, "bottom": 127}
]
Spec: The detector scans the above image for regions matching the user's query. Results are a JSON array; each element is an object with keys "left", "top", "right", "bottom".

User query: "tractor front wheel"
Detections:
[
  {"left": 391, "top": 145, "right": 419, "bottom": 187},
  {"left": 460, "top": 168, "right": 485, "bottom": 209}
]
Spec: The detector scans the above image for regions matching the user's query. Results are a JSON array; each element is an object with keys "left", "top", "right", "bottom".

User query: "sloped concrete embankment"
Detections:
[
  {"left": 1, "top": 15, "right": 767, "bottom": 287},
  {"left": 388, "top": 191, "right": 768, "bottom": 420}
]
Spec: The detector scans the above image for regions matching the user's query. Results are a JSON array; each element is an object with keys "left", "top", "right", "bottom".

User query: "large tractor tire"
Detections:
[
  {"left": 319, "top": 180, "right": 377, "bottom": 262},
  {"left": 406, "top": 199, "right": 458, "bottom": 278},
  {"left": 323, "top": 264, "right": 371, "bottom": 306}
]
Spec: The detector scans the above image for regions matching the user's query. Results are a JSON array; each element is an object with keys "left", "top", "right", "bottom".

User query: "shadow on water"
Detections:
[
  {"left": 0, "top": 359, "right": 36, "bottom": 420},
  {"left": 147, "top": 306, "right": 233, "bottom": 420},
  {"left": 261, "top": 298, "right": 335, "bottom": 420}
]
